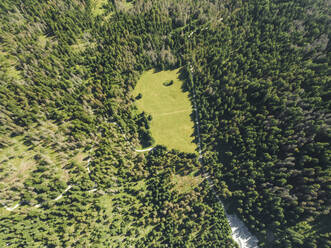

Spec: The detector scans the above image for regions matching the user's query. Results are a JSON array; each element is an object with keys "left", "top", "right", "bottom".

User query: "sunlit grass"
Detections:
[
  {"left": 133, "top": 69, "right": 196, "bottom": 153},
  {"left": 91, "top": 0, "right": 108, "bottom": 16},
  {"left": 172, "top": 172, "right": 203, "bottom": 194}
]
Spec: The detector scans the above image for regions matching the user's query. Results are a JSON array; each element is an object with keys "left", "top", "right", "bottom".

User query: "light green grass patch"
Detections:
[
  {"left": 133, "top": 69, "right": 196, "bottom": 153},
  {"left": 0, "top": 51, "right": 21, "bottom": 80},
  {"left": 118, "top": 0, "right": 133, "bottom": 11},
  {"left": 37, "top": 35, "right": 48, "bottom": 49},
  {"left": 172, "top": 172, "right": 203, "bottom": 194},
  {"left": 0, "top": 136, "right": 37, "bottom": 208},
  {"left": 91, "top": 0, "right": 108, "bottom": 16},
  {"left": 70, "top": 38, "right": 96, "bottom": 53},
  {"left": 99, "top": 189, "right": 152, "bottom": 245},
  {"left": 0, "top": 136, "right": 35, "bottom": 184}
]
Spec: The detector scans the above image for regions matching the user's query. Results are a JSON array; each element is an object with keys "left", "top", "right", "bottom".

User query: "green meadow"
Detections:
[{"left": 133, "top": 69, "right": 196, "bottom": 153}]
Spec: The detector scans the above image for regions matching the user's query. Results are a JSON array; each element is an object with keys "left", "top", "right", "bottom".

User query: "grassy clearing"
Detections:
[
  {"left": 37, "top": 35, "right": 48, "bottom": 49},
  {"left": 90, "top": 0, "right": 132, "bottom": 21},
  {"left": 0, "top": 51, "right": 21, "bottom": 80},
  {"left": 70, "top": 38, "right": 96, "bottom": 53},
  {"left": 99, "top": 187, "right": 152, "bottom": 246},
  {"left": 172, "top": 172, "right": 203, "bottom": 194},
  {"left": 133, "top": 69, "right": 196, "bottom": 153},
  {"left": 0, "top": 135, "right": 38, "bottom": 208},
  {"left": 116, "top": 0, "right": 133, "bottom": 11},
  {"left": 0, "top": 136, "right": 36, "bottom": 184},
  {"left": 91, "top": 0, "right": 108, "bottom": 16}
]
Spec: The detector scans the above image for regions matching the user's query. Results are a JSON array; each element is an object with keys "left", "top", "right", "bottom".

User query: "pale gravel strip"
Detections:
[
  {"left": 135, "top": 147, "right": 154, "bottom": 152},
  {"left": 54, "top": 185, "right": 72, "bottom": 201},
  {"left": 1, "top": 202, "right": 20, "bottom": 211}
]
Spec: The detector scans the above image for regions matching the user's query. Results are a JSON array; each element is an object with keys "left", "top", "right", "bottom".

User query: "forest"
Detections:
[{"left": 0, "top": 0, "right": 330, "bottom": 247}]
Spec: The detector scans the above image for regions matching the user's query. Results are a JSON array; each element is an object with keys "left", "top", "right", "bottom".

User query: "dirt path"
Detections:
[
  {"left": 2, "top": 185, "right": 75, "bottom": 211},
  {"left": 135, "top": 147, "right": 154, "bottom": 152},
  {"left": 155, "top": 109, "right": 191, "bottom": 117},
  {"left": 54, "top": 185, "right": 72, "bottom": 201},
  {"left": 2, "top": 145, "right": 96, "bottom": 211},
  {"left": 2, "top": 202, "right": 20, "bottom": 211},
  {"left": 1, "top": 76, "right": 259, "bottom": 248}
]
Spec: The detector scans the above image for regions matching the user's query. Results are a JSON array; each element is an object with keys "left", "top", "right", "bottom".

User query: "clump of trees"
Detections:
[{"left": 163, "top": 80, "right": 174, "bottom": 86}]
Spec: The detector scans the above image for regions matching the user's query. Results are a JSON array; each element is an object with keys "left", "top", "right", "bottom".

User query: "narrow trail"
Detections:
[
  {"left": 2, "top": 185, "right": 75, "bottom": 211},
  {"left": 190, "top": 63, "right": 259, "bottom": 248},
  {"left": 2, "top": 144, "right": 96, "bottom": 211},
  {"left": 155, "top": 109, "right": 191, "bottom": 117},
  {"left": 135, "top": 147, "right": 154, "bottom": 152},
  {"left": 2, "top": 122, "right": 151, "bottom": 212},
  {"left": 53, "top": 185, "right": 72, "bottom": 201},
  {"left": 2, "top": 59, "right": 257, "bottom": 247},
  {"left": 1, "top": 203, "right": 20, "bottom": 211}
]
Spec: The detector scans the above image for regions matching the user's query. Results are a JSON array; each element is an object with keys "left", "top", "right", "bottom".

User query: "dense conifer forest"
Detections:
[{"left": 0, "top": 0, "right": 330, "bottom": 247}]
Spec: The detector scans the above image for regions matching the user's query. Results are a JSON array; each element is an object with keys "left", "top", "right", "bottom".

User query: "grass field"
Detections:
[
  {"left": 133, "top": 69, "right": 196, "bottom": 153},
  {"left": 0, "top": 51, "right": 21, "bottom": 81},
  {"left": 91, "top": 0, "right": 108, "bottom": 16},
  {"left": 172, "top": 172, "right": 203, "bottom": 194}
]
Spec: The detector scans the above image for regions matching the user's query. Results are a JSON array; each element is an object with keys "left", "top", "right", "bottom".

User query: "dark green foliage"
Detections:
[
  {"left": 140, "top": 147, "right": 235, "bottom": 247},
  {"left": 178, "top": 0, "right": 330, "bottom": 247},
  {"left": 136, "top": 93, "right": 143, "bottom": 99},
  {"left": 0, "top": 0, "right": 330, "bottom": 247},
  {"left": 0, "top": 0, "right": 234, "bottom": 246},
  {"left": 163, "top": 80, "right": 174, "bottom": 86}
]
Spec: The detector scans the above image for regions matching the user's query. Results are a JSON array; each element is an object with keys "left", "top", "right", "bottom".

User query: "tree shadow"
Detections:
[{"left": 178, "top": 67, "right": 202, "bottom": 155}]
